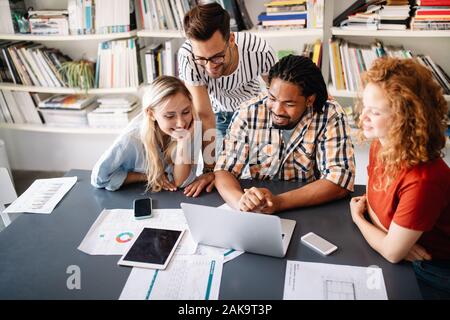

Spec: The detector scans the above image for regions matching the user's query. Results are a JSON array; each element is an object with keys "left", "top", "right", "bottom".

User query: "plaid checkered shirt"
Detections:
[{"left": 215, "top": 94, "right": 355, "bottom": 192}]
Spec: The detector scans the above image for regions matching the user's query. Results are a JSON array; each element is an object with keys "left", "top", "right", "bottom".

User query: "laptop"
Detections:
[{"left": 181, "top": 203, "right": 296, "bottom": 258}]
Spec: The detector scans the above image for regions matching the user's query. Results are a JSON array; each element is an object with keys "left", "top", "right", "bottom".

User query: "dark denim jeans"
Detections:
[
  {"left": 413, "top": 260, "right": 450, "bottom": 294},
  {"left": 215, "top": 111, "right": 235, "bottom": 157}
]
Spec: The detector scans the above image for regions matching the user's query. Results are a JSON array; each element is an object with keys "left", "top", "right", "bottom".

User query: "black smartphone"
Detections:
[{"left": 133, "top": 198, "right": 153, "bottom": 220}]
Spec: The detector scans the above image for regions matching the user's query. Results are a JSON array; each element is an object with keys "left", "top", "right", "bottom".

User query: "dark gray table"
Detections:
[{"left": 0, "top": 169, "right": 422, "bottom": 299}]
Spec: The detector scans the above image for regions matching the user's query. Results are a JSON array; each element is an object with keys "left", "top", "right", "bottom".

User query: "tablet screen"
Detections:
[{"left": 122, "top": 228, "right": 182, "bottom": 265}]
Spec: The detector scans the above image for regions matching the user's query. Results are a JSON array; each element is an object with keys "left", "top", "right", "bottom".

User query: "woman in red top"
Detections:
[{"left": 349, "top": 58, "right": 450, "bottom": 292}]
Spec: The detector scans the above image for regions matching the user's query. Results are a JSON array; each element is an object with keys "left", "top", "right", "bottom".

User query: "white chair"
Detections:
[{"left": 1, "top": 167, "right": 17, "bottom": 228}]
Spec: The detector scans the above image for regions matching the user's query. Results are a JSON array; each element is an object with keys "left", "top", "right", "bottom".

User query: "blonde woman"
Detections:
[
  {"left": 91, "top": 76, "right": 214, "bottom": 196},
  {"left": 349, "top": 58, "right": 449, "bottom": 293}
]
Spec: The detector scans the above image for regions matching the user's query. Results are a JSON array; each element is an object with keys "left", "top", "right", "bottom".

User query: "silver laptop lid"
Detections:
[{"left": 181, "top": 203, "right": 288, "bottom": 258}]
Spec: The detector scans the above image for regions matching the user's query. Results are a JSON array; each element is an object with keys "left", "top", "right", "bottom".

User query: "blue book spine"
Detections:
[{"left": 257, "top": 12, "right": 307, "bottom": 21}]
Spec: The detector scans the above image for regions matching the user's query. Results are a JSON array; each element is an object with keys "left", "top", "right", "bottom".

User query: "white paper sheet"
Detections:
[
  {"left": 283, "top": 261, "right": 388, "bottom": 300},
  {"left": 119, "top": 254, "right": 223, "bottom": 300},
  {"left": 2, "top": 177, "right": 77, "bottom": 214},
  {"left": 195, "top": 244, "right": 244, "bottom": 263},
  {"left": 78, "top": 209, "right": 197, "bottom": 255}
]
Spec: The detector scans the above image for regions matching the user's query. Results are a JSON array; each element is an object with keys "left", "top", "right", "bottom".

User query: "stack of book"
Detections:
[
  {"left": 0, "top": 0, "right": 27, "bottom": 34},
  {"left": 68, "top": 0, "right": 134, "bottom": 35},
  {"left": 329, "top": 38, "right": 450, "bottom": 94},
  {"left": 0, "top": 90, "right": 42, "bottom": 124},
  {"left": 140, "top": 39, "right": 177, "bottom": 84},
  {"left": 336, "top": 0, "right": 413, "bottom": 30},
  {"left": 378, "top": 0, "right": 412, "bottom": 30},
  {"left": 339, "top": 3, "right": 382, "bottom": 30},
  {"left": 411, "top": 0, "right": 450, "bottom": 30},
  {"left": 29, "top": 9, "right": 69, "bottom": 36},
  {"left": 258, "top": 0, "right": 308, "bottom": 30},
  {"left": 37, "top": 94, "right": 97, "bottom": 127},
  {"left": 87, "top": 95, "right": 140, "bottom": 128},
  {"left": 0, "top": 41, "right": 71, "bottom": 87},
  {"left": 95, "top": 38, "right": 141, "bottom": 89}
]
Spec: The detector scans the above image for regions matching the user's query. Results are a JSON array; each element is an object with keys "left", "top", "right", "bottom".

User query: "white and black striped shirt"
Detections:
[{"left": 178, "top": 32, "right": 277, "bottom": 113}]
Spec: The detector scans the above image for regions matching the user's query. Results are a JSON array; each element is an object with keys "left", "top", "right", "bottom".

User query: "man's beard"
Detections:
[{"left": 271, "top": 113, "right": 299, "bottom": 130}]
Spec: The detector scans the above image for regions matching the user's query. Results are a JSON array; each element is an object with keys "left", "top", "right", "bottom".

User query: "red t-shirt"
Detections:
[{"left": 367, "top": 140, "right": 450, "bottom": 260}]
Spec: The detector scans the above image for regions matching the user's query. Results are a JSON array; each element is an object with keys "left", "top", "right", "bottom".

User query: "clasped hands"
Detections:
[{"left": 238, "top": 187, "right": 279, "bottom": 214}]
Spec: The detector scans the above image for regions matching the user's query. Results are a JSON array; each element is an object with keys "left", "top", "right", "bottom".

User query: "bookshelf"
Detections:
[
  {"left": 0, "top": 0, "right": 448, "bottom": 175},
  {"left": 0, "top": 30, "right": 138, "bottom": 41},
  {"left": 0, "top": 83, "right": 142, "bottom": 95},
  {"left": 328, "top": 0, "right": 450, "bottom": 184},
  {"left": 330, "top": 28, "right": 450, "bottom": 37},
  {"left": 328, "top": 0, "right": 450, "bottom": 101}
]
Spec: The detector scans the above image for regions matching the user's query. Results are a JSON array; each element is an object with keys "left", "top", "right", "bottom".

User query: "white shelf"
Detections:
[
  {"left": 0, "top": 123, "right": 122, "bottom": 134},
  {"left": 0, "top": 83, "right": 141, "bottom": 94},
  {"left": 329, "top": 86, "right": 450, "bottom": 102},
  {"left": 331, "top": 28, "right": 450, "bottom": 38},
  {"left": 0, "top": 30, "right": 137, "bottom": 41},
  {"left": 137, "top": 28, "right": 323, "bottom": 39},
  {"left": 137, "top": 29, "right": 184, "bottom": 38},
  {"left": 247, "top": 28, "right": 323, "bottom": 38}
]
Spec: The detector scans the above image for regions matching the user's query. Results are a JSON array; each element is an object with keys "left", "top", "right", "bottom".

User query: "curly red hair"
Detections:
[{"left": 356, "top": 57, "right": 448, "bottom": 189}]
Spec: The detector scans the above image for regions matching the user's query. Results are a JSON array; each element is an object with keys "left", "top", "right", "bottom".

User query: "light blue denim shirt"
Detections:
[{"left": 91, "top": 113, "right": 201, "bottom": 191}]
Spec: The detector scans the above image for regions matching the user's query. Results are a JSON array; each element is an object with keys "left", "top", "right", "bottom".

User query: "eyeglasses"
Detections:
[{"left": 193, "top": 43, "right": 229, "bottom": 66}]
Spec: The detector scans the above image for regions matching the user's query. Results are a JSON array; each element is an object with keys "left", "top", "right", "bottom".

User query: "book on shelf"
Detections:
[
  {"left": 307, "top": 0, "right": 324, "bottom": 28},
  {"left": 0, "top": 89, "right": 42, "bottom": 124},
  {"left": 275, "top": 40, "right": 322, "bottom": 67},
  {"left": 258, "top": 0, "right": 323, "bottom": 30},
  {"left": 301, "top": 40, "right": 322, "bottom": 67},
  {"left": 333, "top": 0, "right": 385, "bottom": 27},
  {"left": 67, "top": 0, "right": 134, "bottom": 35},
  {"left": 88, "top": 95, "right": 140, "bottom": 128},
  {"left": 0, "top": 0, "right": 27, "bottom": 34},
  {"left": 328, "top": 38, "right": 450, "bottom": 95},
  {"left": 95, "top": 37, "right": 141, "bottom": 89},
  {"left": 337, "top": 0, "right": 413, "bottom": 30},
  {"left": 38, "top": 103, "right": 97, "bottom": 127},
  {"left": 411, "top": 0, "right": 450, "bottom": 30},
  {"left": 94, "top": 0, "right": 132, "bottom": 34},
  {"left": 0, "top": 40, "right": 70, "bottom": 87},
  {"left": 197, "top": 0, "right": 253, "bottom": 31},
  {"left": 87, "top": 107, "right": 140, "bottom": 128},
  {"left": 29, "top": 13, "right": 69, "bottom": 36},
  {"left": 138, "top": 0, "right": 195, "bottom": 31},
  {"left": 142, "top": 39, "right": 178, "bottom": 84},
  {"left": 417, "top": 0, "right": 450, "bottom": 5},
  {"left": 38, "top": 94, "right": 97, "bottom": 110}
]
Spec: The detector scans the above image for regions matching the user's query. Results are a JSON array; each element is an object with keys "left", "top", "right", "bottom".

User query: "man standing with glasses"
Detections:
[{"left": 178, "top": 3, "right": 276, "bottom": 174}]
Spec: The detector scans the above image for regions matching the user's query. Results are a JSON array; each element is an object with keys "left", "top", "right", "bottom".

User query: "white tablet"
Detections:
[{"left": 118, "top": 227, "right": 185, "bottom": 270}]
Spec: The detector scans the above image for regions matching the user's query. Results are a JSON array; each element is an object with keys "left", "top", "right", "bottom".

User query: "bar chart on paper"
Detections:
[
  {"left": 283, "top": 261, "right": 388, "bottom": 300},
  {"left": 119, "top": 255, "right": 224, "bottom": 300},
  {"left": 2, "top": 177, "right": 77, "bottom": 214}
]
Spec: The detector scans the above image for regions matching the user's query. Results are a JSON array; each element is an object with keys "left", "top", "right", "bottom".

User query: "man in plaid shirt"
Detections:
[{"left": 215, "top": 55, "right": 355, "bottom": 214}]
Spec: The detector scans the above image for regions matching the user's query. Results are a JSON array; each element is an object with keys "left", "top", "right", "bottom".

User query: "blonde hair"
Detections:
[
  {"left": 140, "top": 76, "right": 192, "bottom": 192},
  {"left": 355, "top": 57, "right": 448, "bottom": 190}
]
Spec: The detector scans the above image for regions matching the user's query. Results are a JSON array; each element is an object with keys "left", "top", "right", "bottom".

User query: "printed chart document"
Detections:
[
  {"left": 119, "top": 255, "right": 223, "bottom": 300},
  {"left": 78, "top": 209, "right": 197, "bottom": 255},
  {"left": 2, "top": 177, "right": 77, "bottom": 214},
  {"left": 283, "top": 261, "right": 388, "bottom": 300}
]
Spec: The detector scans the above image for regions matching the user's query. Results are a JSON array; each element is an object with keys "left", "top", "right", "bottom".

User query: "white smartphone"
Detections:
[{"left": 301, "top": 232, "right": 338, "bottom": 256}]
